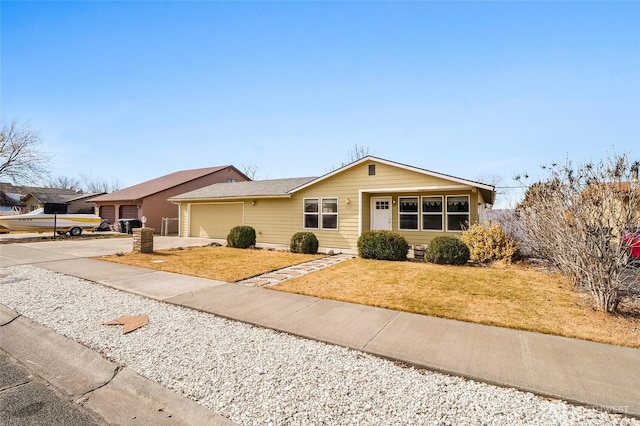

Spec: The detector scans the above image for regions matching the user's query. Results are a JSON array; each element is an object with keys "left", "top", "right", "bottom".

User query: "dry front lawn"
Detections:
[
  {"left": 97, "top": 246, "right": 640, "bottom": 348},
  {"left": 97, "top": 246, "right": 325, "bottom": 282},
  {"left": 274, "top": 259, "right": 640, "bottom": 349}
]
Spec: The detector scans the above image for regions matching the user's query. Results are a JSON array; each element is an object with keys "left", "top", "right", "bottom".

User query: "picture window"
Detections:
[
  {"left": 422, "top": 196, "right": 443, "bottom": 231},
  {"left": 304, "top": 198, "right": 338, "bottom": 230},
  {"left": 398, "top": 197, "right": 419, "bottom": 230},
  {"left": 446, "top": 195, "right": 470, "bottom": 231}
]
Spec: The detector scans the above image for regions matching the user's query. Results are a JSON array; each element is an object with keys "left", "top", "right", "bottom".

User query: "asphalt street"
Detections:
[{"left": 0, "top": 349, "right": 106, "bottom": 426}]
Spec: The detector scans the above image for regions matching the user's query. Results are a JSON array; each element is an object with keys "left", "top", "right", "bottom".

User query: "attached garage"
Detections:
[
  {"left": 99, "top": 205, "right": 115, "bottom": 223},
  {"left": 189, "top": 203, "right": 244, "bottom": 238},
  {"left": 120, "top": 205, "right": 139, "bottom": 219}
]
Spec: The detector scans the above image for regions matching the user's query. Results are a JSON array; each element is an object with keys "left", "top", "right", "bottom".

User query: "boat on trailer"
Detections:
[{"left": 0, "top": 208, "right": 102, "bottom": 236}]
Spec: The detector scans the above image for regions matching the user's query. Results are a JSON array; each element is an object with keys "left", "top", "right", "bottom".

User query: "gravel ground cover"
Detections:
[{"left": 0, "top": 265, "right": 637, "bottom": 426}]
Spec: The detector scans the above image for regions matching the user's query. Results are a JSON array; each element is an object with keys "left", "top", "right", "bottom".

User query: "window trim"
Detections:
[
  {"left": 303, "top": 198, "right": 319, "bottom": 229},
  {"left": 445, "top": 195, "right": 470, "bottom": 232},
  {"left": 320, "top": 197, "right": 339, "bottom": 230},
  {"left": 421, "top": 195, "right": 444, "bottom": 232},
  {"left": 398, "top": 196, "right": 419, "bottom": 231},
  {"left": 303, "top": 197, "right": 339, "bottom": 230}
]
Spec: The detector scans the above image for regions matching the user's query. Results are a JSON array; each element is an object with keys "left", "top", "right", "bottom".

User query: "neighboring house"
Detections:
[
  {"left": 0, "top": 182, "right": 42, "bottom": 198},
  {"left": 21, "top": 192, "right": 104, "bottom": 214},
  {"left": 90, "top": 166, "right": 250, "bottom": 232},
  {"left": 169, "top": 156, "right": 496, "bottom": 250},
  {"left": 0, "top": 183, "right": 80, "bottom": 213},
  {"left": 0, "top": 191, "right": 23, "bottom": 215},
  {"left": 0, "top": 183, "right": 95, "bottom": 213}
]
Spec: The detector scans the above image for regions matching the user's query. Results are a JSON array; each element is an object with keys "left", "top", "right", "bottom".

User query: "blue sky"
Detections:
[{"left": 2, "top": 1, "right": 639, "bottom": 207}]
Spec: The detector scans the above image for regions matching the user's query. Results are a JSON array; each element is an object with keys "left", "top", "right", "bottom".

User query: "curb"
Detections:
[{"left": 0, "top": 304, "right": 235, "bottom": 425}]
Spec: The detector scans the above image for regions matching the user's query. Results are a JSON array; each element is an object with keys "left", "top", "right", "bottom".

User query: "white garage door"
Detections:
[{"left": 190, "top": 203, "right": 244, "bottom": 238}]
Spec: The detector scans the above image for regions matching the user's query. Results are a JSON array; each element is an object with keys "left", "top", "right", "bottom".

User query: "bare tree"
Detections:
[
  {"left": 476, "top": 173, "right": 503, "bottom": 206},
  {"left": 0, "top": 120, "right": 52, "bottom": 184},
  {"left": 331, "top": 143, "right": 372, "bottom": 171},
  {"left": 514, "top": 153, "right": 640, "bottom": 313},
  {"left": 48, "top": 175, "right": 82, "bottom": 192},
  {"left": 242, "top": 164, "right": 259, "bottom": 180},
  {"left": 79, "top": 171, "right": 122, "bottom": 193},
  {"left": 342, "top": 143, "right": 370, "bottom": 166},
  {"left": 476, "top": 173, "right": 503, "bottom": 187}
]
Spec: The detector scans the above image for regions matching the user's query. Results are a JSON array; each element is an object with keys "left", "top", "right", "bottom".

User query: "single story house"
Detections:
[
  {"left": 22, "top": 191, "right": 104, "bottom": 214},
  {"left": 169, "top": 156, "right": 496, "bottom": 250},
  {"left": 91, "top": 166, "right": 250, "bottom": 232}
]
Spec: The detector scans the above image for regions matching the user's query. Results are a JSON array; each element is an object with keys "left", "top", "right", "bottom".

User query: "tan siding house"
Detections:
[
  {"left": 91, "top": 166, "right": 250, "bottom": 232},
  {"left": 170, "top": 157, "right": 495, "bottom": 251}
]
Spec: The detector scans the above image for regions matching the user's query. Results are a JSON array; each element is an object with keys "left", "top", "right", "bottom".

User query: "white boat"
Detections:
[{"left": 0, "top": 208, "right": 102, "bottom": 236}]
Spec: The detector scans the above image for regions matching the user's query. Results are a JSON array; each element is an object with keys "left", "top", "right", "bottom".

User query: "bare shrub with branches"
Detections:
[{"left": 514, "top": 154, "right": 640, "bottom": 313}]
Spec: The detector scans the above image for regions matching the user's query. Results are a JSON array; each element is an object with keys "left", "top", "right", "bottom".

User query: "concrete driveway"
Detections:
[{"left": 0, "top": 234, "right": 218, "bottom": 267}]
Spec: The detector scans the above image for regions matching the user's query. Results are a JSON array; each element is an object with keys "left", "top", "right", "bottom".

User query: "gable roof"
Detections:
[
  {"left": 0, "top": 182, "right": 77, "bottom": 197},
  {"left": 169, "top": 177, "right": 317, "bottom": 201},
  {"left": 68, "top": 192, "right": 106, "bottom": 202},
  {"left": 293, "top": 156, "right": 496, "bottom": 204},
  {"left": 169, "top": 156, "right": 496, "bottom": 204},
  {"left": 294, "top": 156, "right": 495, "bottom": 193},
  {"left": 25, "top": 192, "right": 78, "bottom": 204},
  {"left": 92, "top": 166, "right": 247, "bottom": 202}
]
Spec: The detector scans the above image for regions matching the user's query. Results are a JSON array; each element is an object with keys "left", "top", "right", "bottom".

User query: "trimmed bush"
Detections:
[
  {"left": 459, "top": 222, "right": 520, "bottom": 263},
  {"left": 226, "top": 225, "right": 256, "bottom": 249},
  {"left": 425, "top": 236, "right": 470, "bottom": 265},
  {"left": 290, "top": 232, "right": 319, "bottom": 254},
  {"left": 357, "top": 230, "right": 409, "bottom": 261}
]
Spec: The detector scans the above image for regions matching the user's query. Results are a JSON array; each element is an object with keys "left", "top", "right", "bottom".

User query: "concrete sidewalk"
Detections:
[{"left": 2, "top": 239, "right": 640, "bottom": 419}]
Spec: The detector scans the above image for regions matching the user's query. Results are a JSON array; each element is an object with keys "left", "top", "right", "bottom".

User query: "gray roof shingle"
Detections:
[{"left": 170, "top": 177, "right": 317, "bottom": 200}]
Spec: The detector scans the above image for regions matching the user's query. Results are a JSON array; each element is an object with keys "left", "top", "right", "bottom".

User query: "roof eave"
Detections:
[{"left": 169, "top": 194, "right": 292, "bottom": 202}]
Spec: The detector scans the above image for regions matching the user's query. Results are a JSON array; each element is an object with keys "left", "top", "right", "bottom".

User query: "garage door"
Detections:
[
  {"left": 99, "top": 205, "right": 115, "bottom": 223},
  {"left": 190, "top": 203, "right": 243, "bottom": 238},
  {"left": 120, "top": 205, "right": 139, "bottom": 219}
]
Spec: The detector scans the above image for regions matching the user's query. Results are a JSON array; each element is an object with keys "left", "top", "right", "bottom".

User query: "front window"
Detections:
[
  {"left": 304, "top": 199, "right": 319, "bottom": 228},
  {"left": 399, "top": 197, "right": 419, "bottom": 230},
  {"left": 446, "top": 195, "right": 470, "bottom": 231},
  {"left": 321, "top": 198, "right": 338, "bottom": 229},
  {"left": 422, "top": 196, "right": 443, "bottom": 231},
  {"left": 304, "top": 198, "right": 338, "bottom": 230}
]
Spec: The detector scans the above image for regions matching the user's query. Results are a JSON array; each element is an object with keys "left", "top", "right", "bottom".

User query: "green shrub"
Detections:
[
  {"left": 459, "top": 223, "right": 520, "bottom": 263},
  {"left": 290, "top": 232, "right": 319, "bottom": 254},
  {"left": 425, "top": 236, "right": 470, "bottom": 265},
  {"left": 226, "top": 226, "right": 256, "bottom": 249},
  {"left": 357, "top": 230, "right": 409, "bottom": 261}
]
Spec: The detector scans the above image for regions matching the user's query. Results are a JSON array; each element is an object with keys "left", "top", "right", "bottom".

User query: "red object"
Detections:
[{"left": 624, "top": 233, "right": 640, "bottom": 259}]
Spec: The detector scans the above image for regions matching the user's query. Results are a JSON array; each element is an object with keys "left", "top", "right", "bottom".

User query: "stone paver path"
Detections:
[{"left": 237, "top": 254, "right": 356, "bottom": 287}]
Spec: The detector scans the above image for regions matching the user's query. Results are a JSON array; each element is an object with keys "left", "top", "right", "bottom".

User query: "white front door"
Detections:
[{"left": 371, "top": 197, "right": 392, "bottom": 230}]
